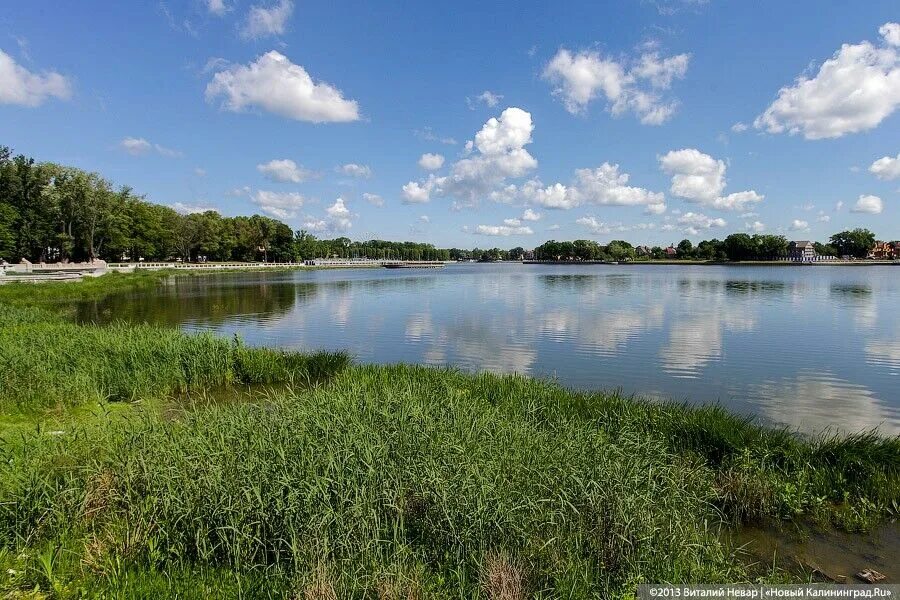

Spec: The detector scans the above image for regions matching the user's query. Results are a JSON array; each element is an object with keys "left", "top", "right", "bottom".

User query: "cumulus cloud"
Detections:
[
  {"left": 337, "top": 163, "right": 372, "bottom": 178},
  {"left": 676, "top": 211, "right": 726, "bottom": 235},
  {"left": 250, "top": 190, "right": 307, "bottom": 219},
  {"left": 206, "top": 51, "right": 359, "bottom": 123},
  {"left": 869, "top": 153, "right": 900, "bottom": 180},
  {"left": 362, "top": 192, "right": 384, "bottom": 207},
  {"left": 659, "top": 148, "right": 763, "bottom": 211},
  {"left": 882, "top": 22, "right": 900, "bottom": 47},
  {"left": 401, "top": 180, "right": 433, "bottom": 204},
  {"left": 497, "top": 162, "right": 666, "bottom": 213},
  {"left": 790, "top": 219, "right": 810, "bottom": 231},
  {"left": 754, "top": 23, "right": 900, "bottom": 139},
  {"left": 521, "top": 208, "right": 541, "bottom": 221},
  {"left": 472, "top": 224, "right": 534, "bottom": 236},
  {"left": 403, "top": 107, "right": 538, "bottom": 208},
  {"left": 850, "top": 194, "right": 883, "bottom": 214},
  {"left": 816, "top": 211, "right": 831, "bottom": 223},
  {"left": 418, "top": 153, "right": 444, "bottom": 170},
  {"left": 119, "top": 137, "right": 182, "bottom": 157},
  {"left": 302, "top": 197, "right": 355, "bottom": 232},
  {"left": 0, "top": 49, "right": 72, "bottom": 107},
  {"left": 241, "top": 0, "right": 293, "bottom": 39},
  {"left": 543, "top": 48, "right": 689, "bottom": 124},
  {"left": 256, "top": 158, "right": 316, "bottom": 183},
  {"left": 731, "top": 122, "right": 748, "bottom": 133}
]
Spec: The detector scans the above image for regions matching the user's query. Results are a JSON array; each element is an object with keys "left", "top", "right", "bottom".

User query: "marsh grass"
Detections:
[
  {"left": 1, "top": 365, "right": 896, "bottom": 598},
  {"left": 0, "top": 306, "right": 349, "bottom": 412}
]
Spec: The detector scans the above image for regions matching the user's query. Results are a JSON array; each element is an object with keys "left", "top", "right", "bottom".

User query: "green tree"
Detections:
[{"left": 829, "top": 228, "right": 875, "bottom": 258}]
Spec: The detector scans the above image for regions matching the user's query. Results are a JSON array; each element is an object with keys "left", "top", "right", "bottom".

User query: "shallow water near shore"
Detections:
[
  {"left": 72, "top": 263, "right": 900, "bottom": 435},
  {"left": 733, "top": 522, "right": 900, "bottom": 583}
]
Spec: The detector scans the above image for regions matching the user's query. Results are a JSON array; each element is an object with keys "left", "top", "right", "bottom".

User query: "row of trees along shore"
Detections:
[
  {"left": 0, "top": 146, "right": 885, "bottom": 264},
  {"left": 533, "top": 230, "right": 879, "bottom": 262}
]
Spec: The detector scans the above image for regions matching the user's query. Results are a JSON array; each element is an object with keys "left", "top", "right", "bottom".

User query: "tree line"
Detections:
[
  {"left": 0, "top": 146, "right": 451, "bottom": 264},
  {"left": 534, "top": 229, "right": 880, "bottom": 262}
]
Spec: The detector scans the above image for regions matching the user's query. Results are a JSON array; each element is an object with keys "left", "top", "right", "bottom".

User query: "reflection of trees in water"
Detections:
[
  {"left": 75, "top": 281, "right": 305, "bottom": 326},
  {"left": 724, "top": 280, "right": 788, "bottom": 296},
  {"left": 539, "top": 273, "right": 633, "bottom": 294},
  {"left": 829, "top": 283, "right": 873, "bottom": 300},
  {"left": 73, "top": 273, "right": 439, "bottom": 327}
]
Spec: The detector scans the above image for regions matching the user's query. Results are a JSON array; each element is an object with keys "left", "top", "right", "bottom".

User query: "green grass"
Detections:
[{"left": 0, "top": 273, "right": 897, "bottom": 598}]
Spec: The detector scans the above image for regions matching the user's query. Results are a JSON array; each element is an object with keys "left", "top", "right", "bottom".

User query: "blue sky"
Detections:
[{"left": 1, "top": 0, "right": 898, "bottom": 247}]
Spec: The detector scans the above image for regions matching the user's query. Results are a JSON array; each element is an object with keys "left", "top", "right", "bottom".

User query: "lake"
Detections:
[{"left": 75, "top": 264, "right": 900, "bottom": 435}]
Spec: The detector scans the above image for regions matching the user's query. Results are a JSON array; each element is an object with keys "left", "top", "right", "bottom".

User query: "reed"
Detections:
[{"left": 1, "top": 365, "right": 896, "bottom": 598}]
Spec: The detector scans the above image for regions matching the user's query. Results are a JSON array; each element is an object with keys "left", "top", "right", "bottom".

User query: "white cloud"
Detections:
[
  {"left": 731, "top": 122, "right": 748, "bottom": 133},
  {"left": 194, "top": 168, "right": 207, "bottom": 177},
  {"left": 337, "top": 163, "right": 372, "bottom": 178},
  {"left": 418, "top": 215, "right": 430, "bottom": 223},
  {"left": 659, "top": 148, "right": 763, "bottom": 211},
  {"left": 790, "top": 219, "right": 809, "bottom": 231},
  {"left": 836, "top": 200, "right": 844, "bottom": 211},
  {"left": 418, "top": 153, "right": 445, "bottom": 170},
  {"left": 521, "top": 208, "right": 541, "bottom": 221},
  {"left": 303, "top": 197, "right": 355, "bottom": 232},
  {"left": 406, "top": 107, "right": 537, "bottom": 208},
  {"left": 503, "top": 218, "right": 521, "bottom": 226},
  {"left": 0, "top": 49, "right": 72, "bottom": 107},
  {"left": 504, "top": 162, "right": 666, "bottom": 213},
  {"left": 869, "top": 153, "right": 900, "bottom": 180},
  {"left": 401, "top": 180, "right": 433, "bottom": 204},
  {"left": 543, "top": 48, "right": 689, "bottom": 124},
  {"left": 119, "top": 137, "right": 182, "bottom": 157},
  {"left": 754, "top": 23, "right": 900, "bottom": 139},
  {"left": 241, "top": 0, "right": 293, "bottom": 39},
  {"left": 745, "top": 220, "right": 766, "bottom": 232},
  {"left": 250, "top": 190, "right": 307, "bottom": 219},
  {"left": 362, "top": 192, "right": 384, "bottom": 207},
  {"left": 171, "top": 202, "right": 215, "bottom": 214},
  {"left": 467, "top": 90, "right": 504, "bottom": 109},
  {"left": 850, "top": 194, "right": 883, "bottom": 214},
  {"left": 576, "top": 216, "right": 657, "bottom": 235},
  {"left": 256, "top": 158, "right": 316, "bottom": 183},
  {"left": 816, "top": 211, "right": 831, "bottom": 223},
  {"left": 880, "top": 22, "right": 900, "bottom": 47},
  {"left": 473, "top": 224, "right": 534, "bottom": 236},
  {"left": 206, "top": 51, "right": 359, "bottom": 123},
  {"left": 676, "top": 211, "right": 726, "bottom": 235},
  {"left": 206, "top": 0, "right": 228, "bottom": 15}
]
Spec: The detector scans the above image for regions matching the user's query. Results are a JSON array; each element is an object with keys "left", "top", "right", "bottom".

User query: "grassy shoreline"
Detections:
[{"left": 0, "top": 273, "right": 897, "bottom": 598}]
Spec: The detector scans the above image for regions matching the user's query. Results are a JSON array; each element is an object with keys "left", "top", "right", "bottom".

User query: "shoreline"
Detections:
[{"left": 521, "top": 259, "right": 900, "bottom": 266}]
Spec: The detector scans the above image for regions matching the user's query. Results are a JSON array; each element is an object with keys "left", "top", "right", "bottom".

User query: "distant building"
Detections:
[
  {"left": 635, "top": 245, "right": 651, "bottom": 257},
  {"left": 664, "top": 246, "right": 677, "bottom": 258},
  {"left": 868, "top": 241, "right": 896, "bottom": 260},
  {"left": 788, "top": 241, "right": 816, "bottom": 261}
]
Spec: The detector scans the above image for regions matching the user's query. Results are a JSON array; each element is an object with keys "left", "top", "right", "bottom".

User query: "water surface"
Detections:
[{"left": 76, "top": 264, "right": 900, "bottom": 435}]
